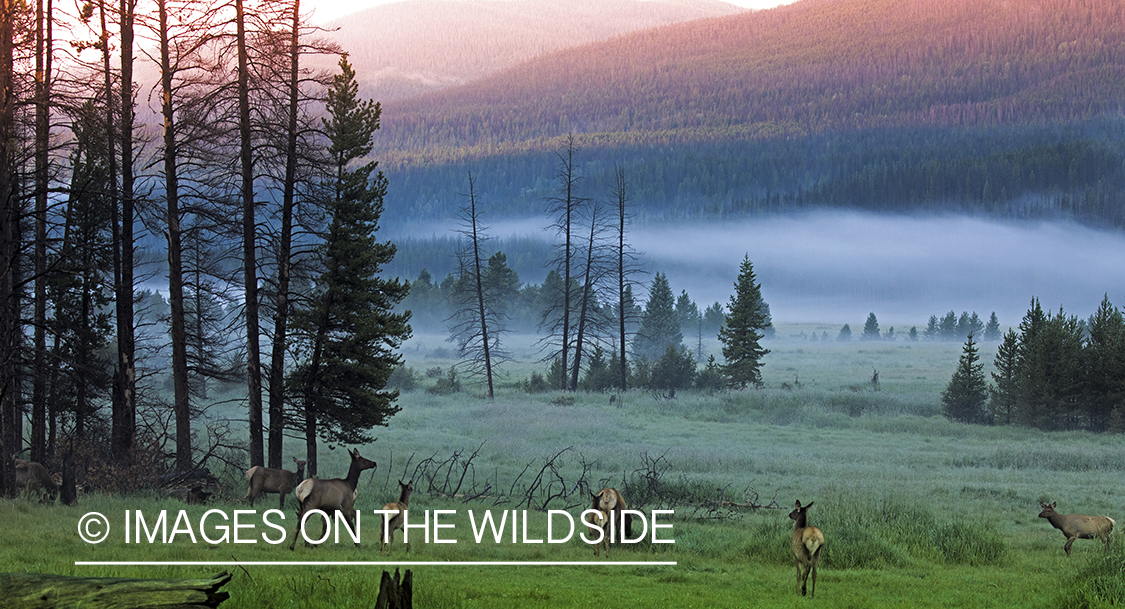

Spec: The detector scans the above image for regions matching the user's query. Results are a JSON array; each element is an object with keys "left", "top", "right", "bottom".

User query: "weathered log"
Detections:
[
  {"left": 374, "top": 568, "right": 412, "bottom": 609},
  {"left": 0, "top": 570, "right": 231, "bottom": 609}
]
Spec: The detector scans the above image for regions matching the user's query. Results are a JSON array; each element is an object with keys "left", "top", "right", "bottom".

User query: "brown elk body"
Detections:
[
  {"left": 378, "top": 480, "right": 414, "bottom": 553},
  {"left": 591, "top": 488, "right": 633, "bottom": 543},
  {"left": 584, "top": 509, "right": 610, "bottom": 557},
  {"left": 789, "top": 500, "right": 825, "bottom": 598},
  {"left": 1038, "top": 502, "right": 1115, "bottom": 556},
  {"left": 244, "top": 457, "right": 307, "bottom": 510},
  {"left": 289, "top": 448, "right": 376, "bottom": 550},
  {"left": 14, "top": 459, "right": 58, "bottom": 501}
]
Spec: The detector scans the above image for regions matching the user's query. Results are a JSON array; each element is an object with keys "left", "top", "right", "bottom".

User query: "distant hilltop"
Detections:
[
  {"left": 358, "top": 0, "right": 1125, "bottom": 231},
  {"left": 324, "top": 0, "right": 744, "bottom": 102}
]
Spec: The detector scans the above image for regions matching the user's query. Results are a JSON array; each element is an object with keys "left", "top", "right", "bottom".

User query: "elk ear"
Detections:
[
  {"left": 1051, "top": 502, "right": 1057, "bottom": 509},
  {"left": 805, "top": 502, "right": 814, "bottom": 509},
  {"left": 795, "top": 500, "right": 802, "bottom": 508}
]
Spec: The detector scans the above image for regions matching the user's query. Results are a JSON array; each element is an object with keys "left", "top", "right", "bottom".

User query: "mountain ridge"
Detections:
[{"left": 323, "top": 0, "right": 744, "bottom": 101}]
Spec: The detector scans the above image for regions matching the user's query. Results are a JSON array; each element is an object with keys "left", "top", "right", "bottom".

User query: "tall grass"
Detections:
[{"left": 1057, "top": 543, "right": 1125, "bottom": 609}]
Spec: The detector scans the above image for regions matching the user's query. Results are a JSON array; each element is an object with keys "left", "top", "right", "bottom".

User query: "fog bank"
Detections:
[{"left": 633, "top": 212, "right": 1125, "bottom": 328}]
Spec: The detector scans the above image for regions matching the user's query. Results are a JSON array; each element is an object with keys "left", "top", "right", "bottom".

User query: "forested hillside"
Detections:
[
  {"left": 323, "top": 0, "right": 742, "bottom": 101},
  {"left": 373, "top": 0, "right": 1125, "bottom": 228}
]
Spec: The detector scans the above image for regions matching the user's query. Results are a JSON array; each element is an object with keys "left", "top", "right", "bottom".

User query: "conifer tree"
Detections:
[
  {"left": 989, "top": 328, "right": 1019, "bottom": 425},
  {"left": 983, "top": 312, "right": 1002, "bottom": 341},
  {"left": 1082, "top": 295, "right": 1124, "bottom": 430},
  {"left": 634, "top": 272, "right": 681, "bottom": 361},
  {"left": 288, "top": 55, "right": 411, "bottom": 475},
  {"left": 942, "top": 333, "right": 990, "bottom": 424},
  {"left": 837, "top": 324, "right": 852, "bottom": 342},
  {"left": 718, "top": 255, "right": 770, "bottom": 388},
  {"left": 862, "top": 312, "right": 880, "bottom": 340}
]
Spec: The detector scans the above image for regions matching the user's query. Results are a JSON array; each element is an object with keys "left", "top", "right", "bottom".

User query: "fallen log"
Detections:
[{"left": 0, "top": 570, "right": 231, "bottom": 609}]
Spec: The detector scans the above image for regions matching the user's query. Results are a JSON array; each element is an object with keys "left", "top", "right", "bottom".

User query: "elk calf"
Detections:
[
  {"left": 584, "top": 509, "right": 610, "bottom": 557},
  {"left": 789, "top": 500, "right": 825, "bottom": 598},
  {"left": 289, "top": 448, "right": 376, "bottom": 550},
  {"left": 378, "top": 480, "right": 414, "bottom": 553},
  {"left": 244, "top": 457, "right": 307, "bottom": 510},
  {"left": 1039, "top": 501, "right": 1115, "bottom": 556}
]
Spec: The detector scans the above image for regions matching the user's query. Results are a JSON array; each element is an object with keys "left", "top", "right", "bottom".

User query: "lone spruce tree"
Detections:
[
  {"left": 718, "top": 255, "right": 770, "bottom": 388},
  {"left": 941, "top": 333, "right": 990, "bottom": 424},
  {"left": 288, "top": 55, "right": 411, "bottom": 476},
  {"left": 634, "top": 272, "right": 682, "bottom": 361}
]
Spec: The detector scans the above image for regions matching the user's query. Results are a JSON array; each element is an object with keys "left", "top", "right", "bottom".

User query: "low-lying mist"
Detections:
[
  {"left": 393, "top": 210, "right": 1125, "bottom": 330},
  {"left": 633, "top": 211, "right": 1125, "bottom": 328}
]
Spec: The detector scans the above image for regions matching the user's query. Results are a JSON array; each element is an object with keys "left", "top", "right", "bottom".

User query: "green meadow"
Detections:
[{"left": 6, "top": 329, "right": 1125, "bottom": 608}]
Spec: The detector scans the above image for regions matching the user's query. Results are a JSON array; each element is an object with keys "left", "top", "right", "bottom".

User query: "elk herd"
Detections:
[{"left": 7, "top": 450, "right": 1120, "bottom": 598}]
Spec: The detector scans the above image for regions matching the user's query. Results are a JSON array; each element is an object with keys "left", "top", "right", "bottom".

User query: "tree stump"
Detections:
[
  {"left": 374, "top": 568, "right": 412, "bottom": 609},
  {"left": 0, "top": 571, "right": 231, "bottom": 608}
]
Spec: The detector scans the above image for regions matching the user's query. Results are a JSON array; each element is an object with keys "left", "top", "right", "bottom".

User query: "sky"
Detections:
[{"left": 304, "top": 0, "right": 797, "bottom": 24}]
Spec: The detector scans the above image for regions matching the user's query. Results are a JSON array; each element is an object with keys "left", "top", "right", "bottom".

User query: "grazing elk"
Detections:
[
  {"left": 289, "top": 448, "right": 376, "bottom": 550},
  {"left": 14, "top": 459, "right": 58, "bottom": 501},
  {"left": 378, "top": 480, "right": 414, "bottom": 553},
  {"left": 789, "top": 500, "right": 825, "bottom": 598},
  {"left": 584, "top": 509, "right": 610, "bottom": 557},
  {"left": 1038, "top": 501, "right": 1115, "bottom": 556},
  {"left": 244, "top": 457, "right": 307, "bottom": 510},
  {"left": 591, "top": 488, "right": 633, "bottom": 543}
]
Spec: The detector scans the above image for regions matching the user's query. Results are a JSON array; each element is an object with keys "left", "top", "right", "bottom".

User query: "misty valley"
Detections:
[{"left": 4, "top": 0, "right": 1125, "bottom": 607}]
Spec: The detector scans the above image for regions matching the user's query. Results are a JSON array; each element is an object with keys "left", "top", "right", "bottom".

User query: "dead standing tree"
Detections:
[
  {"left": 541, "top": 135, "right": 587, "bottom": 390},
  {"left": 447, "top": 173, "right": 508, "bottom": 399}
]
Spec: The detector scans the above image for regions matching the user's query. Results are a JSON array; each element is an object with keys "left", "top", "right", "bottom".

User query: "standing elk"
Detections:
[
  {"left": 591, "top": 488, "right": 633, "bottom": 543},
  {"left": 378, "top": 480, "right": 414, "bottom": 553},
  {"left": 789, "top": 500, "right": 825, "bottom": 598},
  {"left": 289, "top": 448, "right": 376, "bottom": 550},
  {"left": 244, "top": 457, "right": 307, "bottom": 510},
  {"left": 1038, "top": 501, "right": 1115, "bottom": 556},
  {"left": 14, "top": 459, "right": 58, "bottom": 501}
]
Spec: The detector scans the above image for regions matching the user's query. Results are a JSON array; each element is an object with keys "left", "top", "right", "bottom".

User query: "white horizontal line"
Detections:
[{"left": 75, "top": 561, "right": 676, "bottom": 567}]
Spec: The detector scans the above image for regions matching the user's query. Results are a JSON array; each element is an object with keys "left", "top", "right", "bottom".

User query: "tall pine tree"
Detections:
[
  {"left": 634, "top": 272, "right": 681, "bottom": 361},
  {"left": 989, "top": 328, "right": 1019, "bottom": 425},
  {"left": 942, "top": 333, "right": 990, "bottom": 424},
  {"left": 288, "top": 55, "right": 411, "bottom": 476},
  {"left": 718, "top": 255, "right": 770, "bottom": 388}
]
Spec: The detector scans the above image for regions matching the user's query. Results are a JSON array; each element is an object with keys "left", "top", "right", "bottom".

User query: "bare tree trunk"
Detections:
[
  {"left": 112, "top": 0, "right": 137, "bottom": 462},
  {"left": 613, "top": 167, "right": 631, "bottom": 392},
  {"left": 547, "top": 138, "right": 580, "bottom": 391},
  {"left": 466, "top": 176, "right": 494, "bottom": 399},
  {"left": 158, "top": 0, "right": 192, "bottom": 472},
  {"left": 0, "top": 0, "right": 17, "bottom": 494},
  {"left": 236, "top": 0, "right": 263, "bottom": 468},
  {"left": 100, "top": 0, "right": 120, "bottom": 463},
  {"left": 30, "top": 0, "right": 52, "bottom": 463},
  {"left": 570, "top": 203, "right": 601, "bottom": 391},
  {"left": 268, "top": 0, "right": 300, "bottom": 468}
]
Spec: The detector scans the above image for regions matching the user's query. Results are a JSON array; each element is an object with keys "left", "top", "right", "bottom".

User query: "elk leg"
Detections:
[{"left": 1065, "top": 536, "right": 1076, "bottom": 556}]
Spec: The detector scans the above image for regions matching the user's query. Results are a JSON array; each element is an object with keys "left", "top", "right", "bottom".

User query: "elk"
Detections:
[
  {"left": 591, "top": 488, "right": 633, "bottom": 543},
  {"left": 378, "top": 480, "right": 414, "bottom": 553},
  {"left": 289, "top": 448, "right": 376, "bottom": 550},
  {"left": 789, "top": 500, "right": 825, "bottom": 598},
  {"left": 244, "top": 457, "right": 307, "bottom": 510},
  {"left": 14, "top": 459, "right": 58, "bottom": 501},
  {"left": 1038, "top": 501, "right": 1115, "bottom": 556},
  {"left": 583, "top": 509, "right": 610, "bottom": 557}
]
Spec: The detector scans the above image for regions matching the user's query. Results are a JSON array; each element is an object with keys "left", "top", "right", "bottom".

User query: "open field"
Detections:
[{"left": 6, "top": 332, "right": 1125, "bottom": 608}]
